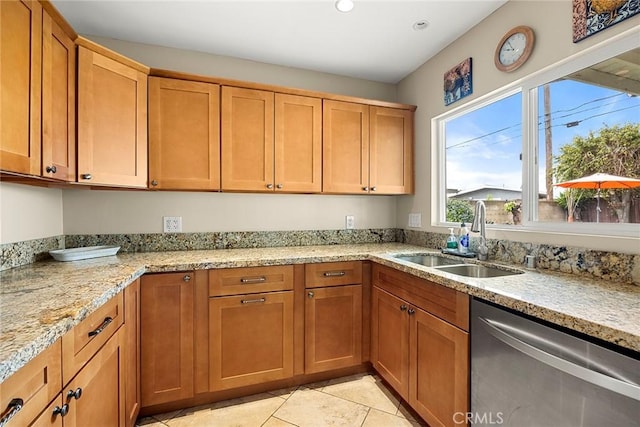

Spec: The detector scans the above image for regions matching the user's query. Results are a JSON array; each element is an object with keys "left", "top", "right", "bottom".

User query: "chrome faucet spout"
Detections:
[{"left": 471, "top": 201, "right": 488, "bottom": 260}]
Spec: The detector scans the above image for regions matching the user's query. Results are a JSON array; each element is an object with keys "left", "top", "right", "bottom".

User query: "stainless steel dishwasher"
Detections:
[{"left": 471, "top": 298, "right": 640, "bottom": 427}]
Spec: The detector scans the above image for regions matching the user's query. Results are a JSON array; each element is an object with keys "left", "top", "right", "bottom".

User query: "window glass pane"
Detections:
[
  {"left": 444, "top": 92, "right": 522, "bottom": 225},
  {"left": 538, "top": 58, "right": 640, "bottom": 224}
]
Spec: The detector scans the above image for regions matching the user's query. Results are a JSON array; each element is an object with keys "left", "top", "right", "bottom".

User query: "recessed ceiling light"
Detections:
[
  {"left": 413, "top": 20, "right": 429, "bottom": 31},
  {"left": 335, "top": 0, "right": 354, "bottom": 13}
]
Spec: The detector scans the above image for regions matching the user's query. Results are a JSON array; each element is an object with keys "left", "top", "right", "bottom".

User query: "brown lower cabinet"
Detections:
[
  {"left": 209, "top": 290, "right": 294, "bottom": 390},
  {"left": 140, "top": 272, "right": 195, "bottom": 407},
  {"left": 305, "top": 284, "right": 362, "bottom": 374},
  {"left": 371, "top": 265, "right": 469, "bottom": 427}
]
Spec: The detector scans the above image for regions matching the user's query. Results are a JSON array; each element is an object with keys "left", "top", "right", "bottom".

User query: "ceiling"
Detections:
[{"left": 51, "top": 0, "right": 507, "bottom": 84}]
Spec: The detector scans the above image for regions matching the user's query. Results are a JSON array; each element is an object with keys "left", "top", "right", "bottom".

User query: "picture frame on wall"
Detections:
[
  {"left": 572, "top": 0, "right": 640, "bottom": 42},
  {"left": 444, "top": 57, "right": 472, "bottom": 106}
]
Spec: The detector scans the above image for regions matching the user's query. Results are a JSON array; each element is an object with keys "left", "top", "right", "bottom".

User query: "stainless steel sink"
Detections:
[
  {"left": 393, "top": 254, "right": 460, "bottom": 267},
  {"left": 434, "top": 264, "right": 523, "bottom": 278}
]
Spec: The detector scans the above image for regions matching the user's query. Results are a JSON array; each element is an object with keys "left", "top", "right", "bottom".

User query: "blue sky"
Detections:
[{"left": 445, "top": 80, "right": 640, "bottom": 195}]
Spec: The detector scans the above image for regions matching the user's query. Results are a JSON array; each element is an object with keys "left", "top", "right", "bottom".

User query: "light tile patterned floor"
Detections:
[{"left": 137, "top": 373, "right": 427, "bottom": 427}]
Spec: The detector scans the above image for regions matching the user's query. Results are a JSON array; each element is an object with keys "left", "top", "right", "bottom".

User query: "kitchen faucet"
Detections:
[{"left": 471, "top": 201, "right": 488, "bottom": 261}]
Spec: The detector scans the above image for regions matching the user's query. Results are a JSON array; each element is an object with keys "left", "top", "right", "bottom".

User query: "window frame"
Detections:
[{"left": 432, "top": 27, "right": 640, "bottom": 238}]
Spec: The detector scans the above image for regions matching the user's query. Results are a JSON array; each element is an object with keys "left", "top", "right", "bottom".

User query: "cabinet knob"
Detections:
[
  {"left": 151, "top": 180, "right": 158, "bottom": 186},
  {"left": 362, "top": 186, "right": 369, "bottom": 191},
  {"left": 266, "top": 184, "right": 274, "bottom": 189},
  {"left": 183, "top": 275, "right": 191, "bottom": 282},
  {"left": 407, "top": 308, "right": 416, "bottom": 315},
  {"left": 52, "top": 404, "right": 69, "bottom": 417},
  {"left": 308, "top": 291, "right": 314, "bottom": 299},
  {"left": 400, "top": 304, "right": 407, "bottom": 311},
  {"left": 46, "top": 165, "right": 57, "bottom": 174},
  {"left": 276, "top": 183, "right": 283, "bottom": 189},
  {"left": 81, "top": 173, "right": 92, "bottom": 180},
  {"left": 67, "top": 387, "right": 82, "bottom": 400},
  {"left": 371, "top": 186, "right": 377, "bottom": 192}
]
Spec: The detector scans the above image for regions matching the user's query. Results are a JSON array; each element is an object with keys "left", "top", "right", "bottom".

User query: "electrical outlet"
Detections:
[
  {"left": 408, "top": 213, "right": 422, "bottom": 228},
  {"left": 345, "top": 215, "right": 355, "bottom": 230},
  {"left": 163, "top": 216, "right": 182, "bottom": 233}
]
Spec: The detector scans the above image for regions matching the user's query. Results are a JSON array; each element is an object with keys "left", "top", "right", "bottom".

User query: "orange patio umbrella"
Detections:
[{"left": 554, "top": 172, "right": 640, "bottom": 222}]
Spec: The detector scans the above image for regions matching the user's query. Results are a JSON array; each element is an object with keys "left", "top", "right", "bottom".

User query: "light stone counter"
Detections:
[{"left": 1, "top": 243, "right": 638, "bottom": 383}]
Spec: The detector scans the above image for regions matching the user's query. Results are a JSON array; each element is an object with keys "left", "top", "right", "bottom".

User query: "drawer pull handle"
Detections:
[
  {"left": 52, "top": 404, "right": 69, "bottom": 418},
  {"left": 323, "top": 271, "right": 346, "bottom": 277},
  {"left": 0, "top": 398, "right": 24, "bottom": 426},
  {"left": 88, "top": 317, "right": 113, "bottom": 338},
  {"left": 241, "top": 298, "right": 266, "bottom": 304},
  {"left": 67, "top": 387, "right": 82, "bottom": 400},
  {"left": 240, "top": 277, "right": 266, "bottom": 284}
]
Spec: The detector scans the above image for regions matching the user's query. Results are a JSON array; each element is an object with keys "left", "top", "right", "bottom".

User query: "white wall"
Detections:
[
  {"left": 62, "top": 190, "right": 395, "bottom": 234},
  {"left": 85, "top": 36, "right": 398, "bottom": 102},
  {"left": 396, "top": 0, "right": 640, "bottom": 254},
  {"left": 0, "top": 183, "right": 63, "bottom": 244}
]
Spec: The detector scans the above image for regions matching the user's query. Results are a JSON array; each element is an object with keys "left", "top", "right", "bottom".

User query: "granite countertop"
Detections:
[{"left": 1, "top": 243, "right": 639, "bottom": 383}]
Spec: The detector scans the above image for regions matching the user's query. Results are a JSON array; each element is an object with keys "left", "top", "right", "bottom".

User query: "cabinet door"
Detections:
[
  {"left": 209, "top": 291, "right": 294, "bottom": 391},
  {"left": 124, "top": 279, "right": 140, "bottom": 427},
  {"left": 77, "top": 45, "right": 147, "bottom": 188},
  {"left": 140, "top": 272, "right": 194, "bottom": 407},
  {"left": 369, "top": 107, "right": 413, "bottom": 194},
  {"left": 305, "top": 285, "right": 362, "bottom": 374},
  {"left": 322, "top": 100, "right": 369, "bottom": 194},
  {"left": 64, "top": 328, "right": 125, "bottom": 427},
  {"left": 0, "top": 0, "right": 42, "bottom": 175},
  {"left": 149, "top": 77, "right": 220, "bottom": 190},
  {"left": 371, "top": 286, "right": 410, "bottom": 400},
  {"left": 410, "top": 307, "right": 469, "bottom": 427},
  {"left": 221, "top": 87, "right": 274, "bottom": 191},
  {"left": 41, "top": 11, "right": 75, "bottom": 181},
  {"left": 274, "top": 94, "right": 322, "bottom": 193}
]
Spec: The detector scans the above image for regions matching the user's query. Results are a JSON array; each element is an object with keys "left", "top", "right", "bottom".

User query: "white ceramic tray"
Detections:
[{"left": 49, "top": 246, "right": 121, "bottom": 262}]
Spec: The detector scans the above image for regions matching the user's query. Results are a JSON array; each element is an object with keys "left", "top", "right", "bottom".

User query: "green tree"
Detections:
[
  {"left": 446, "top": 199, "right": 474, "bottom": 223},
  {"left": 554, "top": 123, "right": 640, "bottom": 223}
]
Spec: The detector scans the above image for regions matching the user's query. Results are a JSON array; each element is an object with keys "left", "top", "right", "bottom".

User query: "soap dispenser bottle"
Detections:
[
  {"left": 459, "top": 222, "right": 470, "bottom": 254},
  {"left": 446, "top": 228, "right": 458, "bottom": 250}
]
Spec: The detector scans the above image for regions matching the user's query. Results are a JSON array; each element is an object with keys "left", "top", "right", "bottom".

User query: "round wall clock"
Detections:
[{"left": 494, "top": 26, "right": 535, "bottom": 72}]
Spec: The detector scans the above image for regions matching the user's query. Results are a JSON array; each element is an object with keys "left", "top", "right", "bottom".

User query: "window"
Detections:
[{"left": 435, "top": 31, "right": 640, "bottom": 236}]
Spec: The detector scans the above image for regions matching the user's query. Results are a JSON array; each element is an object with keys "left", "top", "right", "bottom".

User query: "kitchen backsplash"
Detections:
[
  {"left": 0, "top": 236, "right": 64, "bottom": 271},
  {"left": 2, "top": 229, "right": 638, "bottom": 285}
]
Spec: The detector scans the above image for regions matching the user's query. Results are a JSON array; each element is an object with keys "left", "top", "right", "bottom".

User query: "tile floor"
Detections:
[{"left": 137, "top": 373, "right": 427, "bottom": 427}]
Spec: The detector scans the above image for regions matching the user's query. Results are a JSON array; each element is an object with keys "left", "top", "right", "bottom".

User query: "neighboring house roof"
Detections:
[{"left": 448, "top": 186, "right": 546, "bottom": 200}]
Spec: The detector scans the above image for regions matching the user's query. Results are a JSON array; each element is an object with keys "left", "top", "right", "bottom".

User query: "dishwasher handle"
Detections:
[{"left": 478, "top": 317, "right": 640, "bottom": 401}]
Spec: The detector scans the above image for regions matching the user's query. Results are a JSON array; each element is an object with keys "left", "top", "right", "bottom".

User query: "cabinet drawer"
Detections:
[
  {"left": 305, "top": 261, "right": 362, "bottom": 288},
  {"left": 62, "top": 292, "right": 124, "bottom": 385},
  {"left": 209, "top": 265, "right": 294, "bottom": 296},
  {"left": 0, "top": 340, "right": 61, "bottom": 427}
]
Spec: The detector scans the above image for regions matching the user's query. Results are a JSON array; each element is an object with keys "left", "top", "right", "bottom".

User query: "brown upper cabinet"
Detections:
[
  {"left": 369, "top": 106, "right": 413, "bottom": 194},
  {"left": 148, "top": 77, "right": 220, "bottom": 190},
  {"left": 77, "top": 38, "right": 148, "bottom": 188},
  {"left": 221, "top": 87, "right": 322, "bottom": 192},
  {"left": 0, "top": 0, "right": 76, "bottom": 181},
  {"left": 323, "top": 100, "right": 413, "bottom": 194}
]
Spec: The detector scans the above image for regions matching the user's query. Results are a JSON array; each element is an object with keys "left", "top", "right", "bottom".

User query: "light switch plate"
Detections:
[
  {"left": 345, "top": 215, "right": 355, "bottom": 230},
  {"left": 408, "top": 213, "right": 422, "bottom": 228},
  {"left": 163, "top": 216, "right": 182, "bottom": 233}
]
